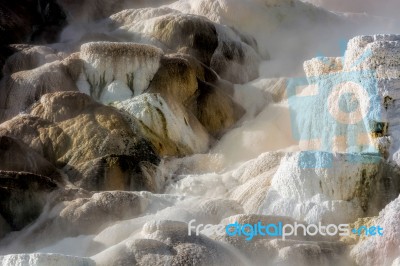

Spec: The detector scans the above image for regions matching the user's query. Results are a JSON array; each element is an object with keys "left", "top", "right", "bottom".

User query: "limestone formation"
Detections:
[
  {"left": 79, "top": 43, "right": 244, "bottom": 138},
  {"left": 0, "top": 254, "right": 95, "bottom": 266},
  {"left": 217, "top": 215, "right": 349, "bottom": 266},
  {"left": 79, "top": 42, "right": 163, "bottom": 103},
  {"left": 53, "top": 192, "right": 149, "bottom": 236},
  {"left": 350, "top": 195, "right": 400, "bottom": 266},
  {"left": 195, "top": 79, "right": 244, "bottom": 136},
  {"left": 0, "top": 136, "right": 60, "bottom": 179},
  {"left": 148, "top": 53, "right": 244, "bottom": 137},
  {"left": 93, "top": 220, "right": 248, "bottom": 266},
  {"left": 0, "top": 55, "right": 83, "bottom": 123},
  {"left": 64, "top": 154, "right": 161, "bottom": 192},
  {"left": 113, "top": 93, "right": 210, "bottom": 156},
  {"left": 0, "top": 171, "right": 59, "bottom": 231},
  {"left": 147, "top": 54, "right": 205, "bottom": 109},
  {"left": 108, "top": 9, "right": 260, "bottom": 83},
  {"left": 0, "top": 91, "right": 159, "bottom": 192},
  {"left": 300, "top": 35, "right": 400, "bottom": 165},
  {"left": 2, "top": 1, "right": 400, "bottom": 266},
  {"left": 2, "top": 46, "right": 62, "bottom": 76},
  {"left": 258, "top": 152, "right": 400, "bottom": 224}
]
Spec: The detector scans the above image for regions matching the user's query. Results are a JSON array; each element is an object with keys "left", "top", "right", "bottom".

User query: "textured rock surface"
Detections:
[
  {"left": 0, "top": 55, "right": 83, "bottom": 123},
  {"left": 303, "top": 57, "right": 343, "bottom": 77},
  {"left": 53, "top": 192, "right": 149, "bottom": 236},
  {"left": 0, "top": 136, "right": 60, "bottom": 178},
  {"left": 229, "top": 152, "right": 284, "bottom": 212},
  {"left": 113, "top": 93, "right": 210, "bottom": 156},
  {"left": 79, "top": 41, "right": 245, "bottom": 139},
  {"left": 301, "top": 35, "right": 400, "bottom": 165},
  {"left": 194, "top": 79, "right": 244, "bottom": 136},
  {"left": 65, "top": 154, "right": 162, "bottom": 192},
  {"left": 108, "top": 8, "right": 260, "bottom": 83},
  {"left": 0, "top": 254, "right": 95, "bottom": 266},
  {"left": 351, "top": 195, "right": 400, "bottom": 266},
  {"left": 0, "top": 171, "right": 59, "bottom": 231},
  {"left": 148, "top": 53, "right": 244, "bottom": 137},
  {"left": 79, "top": 42, "right": 163, "bottom": 103},
  {"left": 216, "top": 214, "right": 350, "bottom": 266},
  {"left": 93, "top": 220, "right": 248, "bottom": 266},
  {"left": 146, "top": 13, "right": 219, "bottom": 66},
  {"left": 258, "top": 152, "right": 400, "bottom": 224},
  {"left": 2, "top": 46, "right": 63, "bottom": 76},
  {"left": 0, "top": 191, "right": 181, "bottom": 253},
  {"left": 147, "top": 53, "right": 215, "bottom": 109},
  {"left": 2, "top": 1, "right": 400, "bottom": 266},
  {"left": 0, "top": 92, "right": 159, "bottom": 192}
]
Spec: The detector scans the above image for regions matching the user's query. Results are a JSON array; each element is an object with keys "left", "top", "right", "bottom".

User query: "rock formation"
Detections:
[
  {"left": 79, "top": 42, "right": 163, "bottom": 102},
  {"left": 0, "top": 54, "right": 83, "bottom": 123},
  {"left": 1, "top": 1, "right": 400, "bottom": 266},
  {"left": 107, "top": 8, "right": 261, "bottom": 83},
  {"left": 0, "top": 171, "right": 59, "bottom": 231},
  {"left": 0, "top": 254, "right": 95, "bottom": 266},
  {"left": 350, "top": 195, "right": 400, "bottom": 266},
  {"left": 113, "top": 93, "right": 211, "bottom": 156},
  {"left": 0, "top": 92, "right": 159, "bottom": 192}
]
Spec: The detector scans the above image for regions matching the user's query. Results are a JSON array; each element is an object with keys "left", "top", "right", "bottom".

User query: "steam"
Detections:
[
  {"left": 2, "top": 0, "right": 400, "bottom": 265},
  {"left": 302, "top": 0, "right": 400, "bottom": 18}
]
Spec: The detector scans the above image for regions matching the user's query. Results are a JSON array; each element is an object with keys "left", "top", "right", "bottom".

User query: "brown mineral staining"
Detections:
[{"left": 81, "top": 42, "right": 163, "bottom": 58}]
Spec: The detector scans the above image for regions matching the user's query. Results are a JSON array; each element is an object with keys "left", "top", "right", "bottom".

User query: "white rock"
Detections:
[
  {"left": 76, "top": 73, "right": 92, "bottom": 96},
  {"left": 92, "top": 220, "right": 250, "bottom": 266},
  {"left": 393, "top": 257, "right": 400, "bottom": 266},
  {"left": 0, "top": 254, "right": 95, "bottom": 266},
  {"left": 301, "top": 35, "right": 400, "bottom": 165},
  {"left": 351, "top": 195, "right": 400, "bottom": 266},
  {"left": 344, "top": 35, "right": 400, "bottom": 75},
  {"left": 257, "top": 152, "right": 398, "bottom": 224},
  {"left": 228, "top": 152, "right": 285, "bottom": 213},
  {"left": 100, "top": 80, "right": 133, "bottom": 104},
  {"left": 303, "top": 57, "right": 343, "bottom": 77},
  {"left": 79, "top": 42, "right": 163, "bottom": 101}
]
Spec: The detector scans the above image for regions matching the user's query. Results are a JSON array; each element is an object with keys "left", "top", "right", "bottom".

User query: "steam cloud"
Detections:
[{"left": 302, "top": 0, "right": 400, "bottom": 17}]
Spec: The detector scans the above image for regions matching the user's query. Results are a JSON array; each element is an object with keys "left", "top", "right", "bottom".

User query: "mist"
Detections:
[
  {"left": 302, "top": 0, "right": 400, "bottom": 18},
  {"left": 1, "top": 0, "right": 400, "bottom": 265}
]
